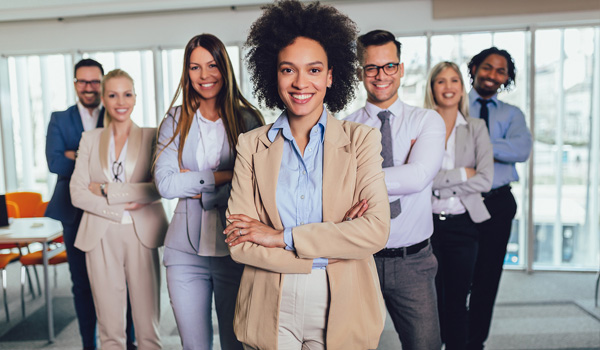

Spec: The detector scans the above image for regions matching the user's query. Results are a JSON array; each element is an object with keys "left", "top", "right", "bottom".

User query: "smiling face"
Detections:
[
  {"left": 432, "top": 66, "right": 464, "bottom": 110},
  {"left": 361, "top": 41, "right": 403, "bottom": 109},
  {"left": 75, "top": 66, "right": 102, "bottom": 109},
  {"left": 189, "top": 46, "right": 224, "bottom": 101},
  {"left": 101, "top": 76, "right": 136, "bottom": 124},
  {"left": 472, "top": 53, "right": 509, "bottom": 99},
  {"left": 277, "top": 37, "right": 332, "bottom": 122}
]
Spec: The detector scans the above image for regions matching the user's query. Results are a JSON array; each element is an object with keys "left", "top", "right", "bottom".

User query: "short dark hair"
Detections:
[
  {"left": 468, "top": 47, "right": 516, "bottom": 90},
  {"left": 244, "top": 0, "right": 359, "bottom": 113},
  {"left": 357, "top": 30, "right": 402, "bottom": 65},
  {"left": 74, "top": 58, "right": 104, "bottom": 77}
]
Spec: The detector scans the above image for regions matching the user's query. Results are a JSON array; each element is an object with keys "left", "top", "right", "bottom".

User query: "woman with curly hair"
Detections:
[
  {"left": 154, "top": 34, "right": 263, "bottom": 349},
  {"left": 222, "top": 1, "right": 390, "bottom": 349}
]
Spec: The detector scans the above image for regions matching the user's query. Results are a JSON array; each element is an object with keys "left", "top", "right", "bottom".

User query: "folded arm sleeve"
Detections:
[
  {"left": 493, "top": 108, "right": 532, "bottom": 163},
  {"left": 292, "top": 128, "right": 390, "bottom": 260},
  {"left": 46, "top": 113, "right": 76, "bottom": 177},
  {"left": 384, "top": 114, "right": 445, "bottom": 196},
  {"left": 70, "top": 133, "right": 126, "bottom": 222},
  {"left": 438, "top": 121, "right": 494, "bottom": 198},
  {"left": 226, "top": 132, "right": 313, "bottom": 274},
  {"left": 154, "top": 114, "right": 216, "bottom": 199}
]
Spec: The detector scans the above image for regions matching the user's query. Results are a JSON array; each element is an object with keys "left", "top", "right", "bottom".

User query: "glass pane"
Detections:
[{"left": 533, "top": 28, "right": 599, "bottom": 269}]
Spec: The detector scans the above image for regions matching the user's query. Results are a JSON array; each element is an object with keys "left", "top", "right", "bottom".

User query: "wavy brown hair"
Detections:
[{"left": 158, "top": 34, "right": 263, "bottom": 166}]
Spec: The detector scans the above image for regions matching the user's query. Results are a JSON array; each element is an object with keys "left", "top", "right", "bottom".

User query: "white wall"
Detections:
[{"left": 0, "top": 0, "right": 598, "bottom": 55}]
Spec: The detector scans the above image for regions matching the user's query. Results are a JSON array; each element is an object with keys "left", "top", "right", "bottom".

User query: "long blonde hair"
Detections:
[
  {"left": 424, "top": 61, "right": 469, "bottom": 117},
  {"left": 157, "top": 34, "right": 264, "bottom": 166},
  {"left": 101, "top": 69, "right": 135, "bottom": 127}
]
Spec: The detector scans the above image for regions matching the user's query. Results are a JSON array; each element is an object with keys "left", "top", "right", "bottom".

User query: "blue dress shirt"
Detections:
[
  {"left": 468, "top": 89, "right": 532, "bottom": 189},
  {"left": 267, "top": 108, "right": 328, "bottom": 269}
]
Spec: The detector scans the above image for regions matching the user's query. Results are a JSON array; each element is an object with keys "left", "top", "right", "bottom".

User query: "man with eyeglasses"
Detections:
[
  {"left": 45, "top": 59, "right": 136, "bottom": 350},
  {"left": 346, "top": 30, "right": 445, "bottom": 349}
]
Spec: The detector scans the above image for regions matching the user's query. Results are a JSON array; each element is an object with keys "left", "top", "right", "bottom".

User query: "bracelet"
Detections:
[{"left": 100, "top": 183, "right": 107, "bottom": 197}]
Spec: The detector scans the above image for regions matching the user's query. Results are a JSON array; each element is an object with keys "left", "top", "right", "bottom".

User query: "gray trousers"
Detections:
[
  {"left": 164, "top": 247, "right": 244, "bottom": 350},
  {"left": 375, "top": 244, "right": 442, "bottom": 350}
]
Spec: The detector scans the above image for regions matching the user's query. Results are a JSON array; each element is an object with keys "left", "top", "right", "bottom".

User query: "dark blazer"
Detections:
[{"left": 45, "top": 104, "right": 103, "bottom": 225}]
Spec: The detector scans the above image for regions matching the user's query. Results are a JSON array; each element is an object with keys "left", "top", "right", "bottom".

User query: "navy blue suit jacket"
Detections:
[{"left": 45, "top": 105, "right": 103, "bottom": 225}]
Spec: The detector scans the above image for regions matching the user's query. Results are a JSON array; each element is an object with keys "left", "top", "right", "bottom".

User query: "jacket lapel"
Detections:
[
  {"left": 99, "top": 127, "right": 112, "bottom": 182},
  {"left": 455, "top": 123, "right": 468, "bottom": 167},
  {"left": 322, "top": 114, "right": 351, "bottom": 222},
  {"left": 182, "top": 114, "right": 200, "bottom": 171},
  {"left": 254, "top": 130, "right": 284, "bottom": 229},
  {"left": 71, "top": 105, "right": 84, "bottom": 135},
  {"left": 125, "top": 123, "right": 142, "bottom": 182}
]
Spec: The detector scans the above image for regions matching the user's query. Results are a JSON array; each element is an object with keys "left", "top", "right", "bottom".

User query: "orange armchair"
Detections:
[{"left": 6, "top": 192, "right": 43, "bottom": 218}]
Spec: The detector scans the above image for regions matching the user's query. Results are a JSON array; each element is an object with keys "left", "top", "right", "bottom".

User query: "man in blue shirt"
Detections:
[{"left": 466, "top": 47, "right": 532, "bottom": 350}]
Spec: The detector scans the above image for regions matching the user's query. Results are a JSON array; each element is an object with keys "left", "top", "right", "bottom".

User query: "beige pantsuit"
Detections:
[
  {"left": 227, "top": 114, "right": 391, "bottom": 350},
  {"left": 71, "top": 124, "right": 168, "bottom": 350}
]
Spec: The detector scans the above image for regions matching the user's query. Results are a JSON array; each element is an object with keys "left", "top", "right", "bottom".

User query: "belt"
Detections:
[
  {"left": 434, "top": 212, "right": 469, "bottom": 221},
  {"left": 374, "top": 239, "right": 429, "bottom": 258},
  {"left": 482, "top": 184, "right": 511, "bottom": 199}
]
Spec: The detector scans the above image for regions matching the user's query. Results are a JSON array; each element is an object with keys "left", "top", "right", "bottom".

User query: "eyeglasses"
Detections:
[
  {"left": 112, "top": 161, "right": 123, "bottom": 183},
  {"left": 362, "top": 63, "right": 400, "bottom": 77},
  {"left": 74, "top": 79, "right": 101, "bottom": 88}
]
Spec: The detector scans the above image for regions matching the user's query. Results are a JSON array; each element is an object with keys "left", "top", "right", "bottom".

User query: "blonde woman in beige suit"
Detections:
[
  {"left": 425, "top": 61, "right": 493, "bottom": 350},
  {"left": 70, "top": 69, "right": 168, "bottom": 350}
]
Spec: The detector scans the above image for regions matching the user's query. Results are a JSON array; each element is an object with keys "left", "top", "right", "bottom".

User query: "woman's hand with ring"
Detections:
[
  {"left": 224, "top": 214, "right": 286, "bottom": 248},
  {"left": 343, "top": 199, "right": 368, "bottom": 222}
]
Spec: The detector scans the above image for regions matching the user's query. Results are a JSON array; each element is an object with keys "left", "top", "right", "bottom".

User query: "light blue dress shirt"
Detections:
[
  {"left": 267, "top": 108, "right": 328, "bottom": 269},
  {"left": 468, "top": 89, "right": 532, "bottom": 189}
]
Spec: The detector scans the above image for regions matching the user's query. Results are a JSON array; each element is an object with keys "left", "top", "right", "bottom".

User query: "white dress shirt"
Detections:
[
  {"left": 109, "top": 130, "right": 131, "bottom": 223},
  {"left": 77, "top": 101, "right": 101, "bottom": 131},
  {"left": 345, "top": 99, "right": 445, "bottom": 248},
  {"left": 431, "top": 112, "right": 468, "bottom": 215},
  {"left": 195, "top": 110, "right": 228, "bottom": 256}
]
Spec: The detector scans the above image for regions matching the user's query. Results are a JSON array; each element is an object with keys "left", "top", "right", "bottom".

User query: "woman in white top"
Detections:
[
  {"left": 424, "top": 61, "right": 494, "bottom": 350},
  {"left": 70, "top": 69, "right": 168, "bottom": 350},
  {"left": 153, "top": 34, "right": 263, "bottom": 350}
]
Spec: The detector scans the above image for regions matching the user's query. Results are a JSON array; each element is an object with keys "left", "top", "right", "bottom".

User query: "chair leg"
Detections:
[
  {"left": 20, "top": 266, "right": 25, "bottom": 318},
  {"left": 24, "top": 266, "right": 36, "bottom": 299},
  {"left": 53, "top": 265, "right": 57, "bottom": 288},
  {"left": 25, "top": 247, "right": 42, "bottom": 297},
  {"left": 18, "top": 245, "right": 36, "bottom": 298},
  {"left": 2, "top": 268, "right": 9, "bottom": 322}
]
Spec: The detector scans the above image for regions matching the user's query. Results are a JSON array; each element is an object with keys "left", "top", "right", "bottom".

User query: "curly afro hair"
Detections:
[
  {"left": 245, "top": 0, "right": 359, "bottom": 113},
  {"left": 468, "top": 47, "right": 517, "bottom": 91}
]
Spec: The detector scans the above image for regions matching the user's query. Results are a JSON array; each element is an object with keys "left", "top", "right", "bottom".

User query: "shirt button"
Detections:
[
  {"left": 302, "top": 171, "right": 306, "bottom": 175},
  {"left": 301, "top": 195, "right": 305, "bottom": 199},
  {"left": 200, "top": 180, "right": 204, "bottom": 184}
]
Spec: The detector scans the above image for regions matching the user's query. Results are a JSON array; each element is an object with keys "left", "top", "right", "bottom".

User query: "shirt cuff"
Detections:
[
  {"left": 312, "top": 258, "right": 329, "bottom": 269},
  {"left": 460, "top": 167, "right": 468, "bottom": 182},
  {"left": 283, "top": 228, "right": 295, "bottom": 251}
]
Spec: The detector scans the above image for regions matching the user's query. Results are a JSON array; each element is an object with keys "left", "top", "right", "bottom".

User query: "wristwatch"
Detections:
[{"left": 100, "top": 183, "right": 107, "bottom": 197}]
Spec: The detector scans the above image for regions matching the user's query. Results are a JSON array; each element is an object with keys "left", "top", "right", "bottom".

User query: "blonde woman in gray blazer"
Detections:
[
  {"left": 70, "top": 69, "right": 168, "bottom": 350},
  {"left": 424, "top": 61, "right": 494, "bottom": 350}
]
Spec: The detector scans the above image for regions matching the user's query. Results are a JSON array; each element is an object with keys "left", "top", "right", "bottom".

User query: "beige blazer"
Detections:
[
  {"left": 432, "top": 116, "right": 494, "bottom": 223},
  {"left": 70, "top": 123, "right": 168, "bottom": 252},
  {"left": 226, "top": 114, "right": 391, "bottom": 350}
]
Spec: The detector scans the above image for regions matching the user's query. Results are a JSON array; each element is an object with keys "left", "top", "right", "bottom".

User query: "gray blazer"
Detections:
[
  {"left": 154, "top": 106, "right": 262, "bottom": 255},
  {"left": 432, "top": 116, "right": 494, "bottom": 223}
]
